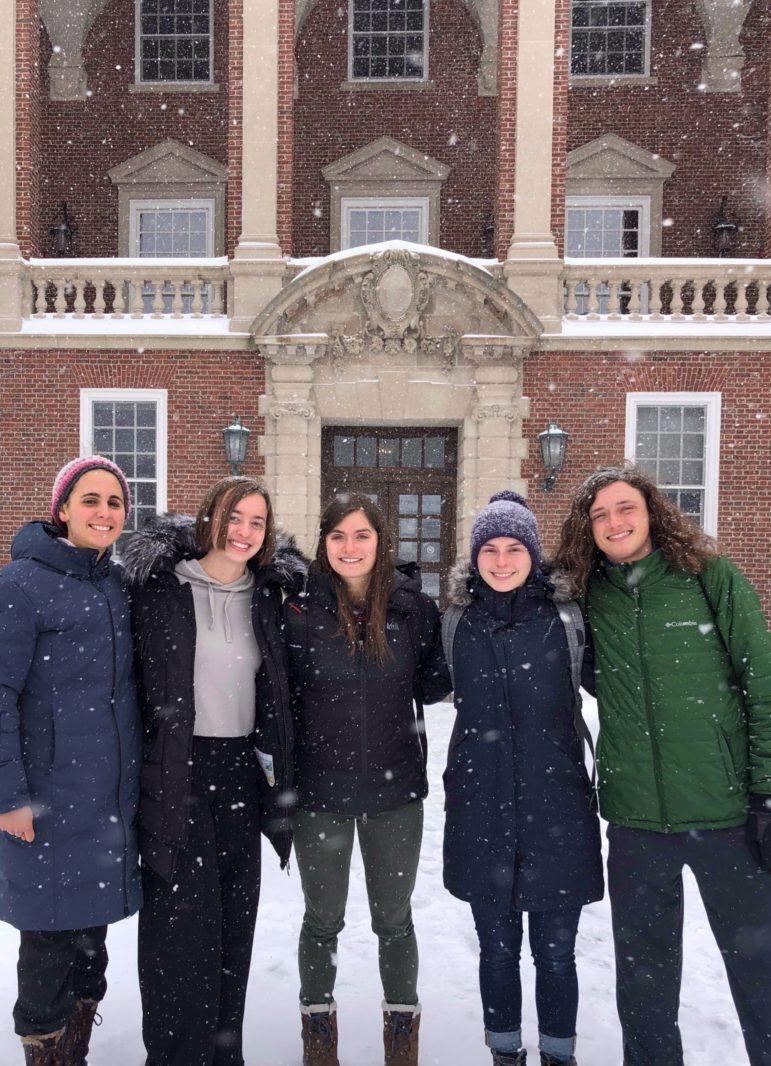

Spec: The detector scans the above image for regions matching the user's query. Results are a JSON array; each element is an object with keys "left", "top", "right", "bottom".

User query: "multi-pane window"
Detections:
[
  {"left": 342, "top": 198, "right": 428, "bottom": 249},
  {"left": 130, "top": 200, "right": 214, "bottom": 312},
  {"left": 350, "top": 0, "right": 427, "bottom": 80},
  {"left": 80, "top": 390, "right": 168, "bottom": 553},
  {"left": 626, "top": 393, "right": 721, "bottom": 534},
  {"left": 138, "top": 0, "right": 212, "bottom": 83},
  {"left": 571, "top": 1, "right": 648, "bottom": 77},
  {"left": 566, "top": 204, "right": 641, "bottom": 258}
]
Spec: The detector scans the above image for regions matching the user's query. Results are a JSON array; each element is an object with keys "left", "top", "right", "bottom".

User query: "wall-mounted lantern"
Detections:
[
  {"left": 223, "top": 415, "right": 251, "bottom": 475},
  {"left": 538, "top": 421, "right": 569, "bottom": 492},
  {"left": 712, "top": 196, "right": 738, "bottom": 258},
  {"left": 50, "top": 202, "right": 75, "bottom": 257}
]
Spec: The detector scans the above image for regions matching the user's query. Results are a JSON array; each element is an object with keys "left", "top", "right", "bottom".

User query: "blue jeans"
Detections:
[{"left": 470, "top": 898, "right": 582, "bottom": 1051}]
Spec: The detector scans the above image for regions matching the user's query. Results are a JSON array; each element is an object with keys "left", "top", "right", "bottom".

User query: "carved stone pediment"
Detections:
[
  {"left": 108, "top": 140, "right": 228, "bottom": 187},
  {"left": 567, "top": 135, "right": 675, "bottom": 183}
]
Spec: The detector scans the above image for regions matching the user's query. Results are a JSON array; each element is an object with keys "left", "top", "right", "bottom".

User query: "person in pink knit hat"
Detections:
[{"left": 0, "top": 455, "right": 141, "bottom": 1066}]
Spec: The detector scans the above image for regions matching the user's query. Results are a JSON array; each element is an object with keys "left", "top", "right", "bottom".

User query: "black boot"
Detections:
[
  {"left": 540, "top": 1054, "right": 576, "bottom": 1066},
  {"left": 491, "top": 1050, "right": 527, "bottom": 1065}
]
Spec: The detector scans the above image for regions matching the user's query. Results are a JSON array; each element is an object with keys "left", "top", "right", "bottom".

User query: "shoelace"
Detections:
[{"left": 309, "top": 1014, "right": 333, "bottom": 1044}]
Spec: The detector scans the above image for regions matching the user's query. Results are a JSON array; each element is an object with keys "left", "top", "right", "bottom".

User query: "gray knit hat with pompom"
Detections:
[{"left": 470, "top": 490, "right": 542, "bottom": 570}]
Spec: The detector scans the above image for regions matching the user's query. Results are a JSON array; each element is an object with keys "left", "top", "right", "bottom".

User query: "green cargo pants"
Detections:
[{"left": 292, "top": 800, "right": 424, "bottom": 1007}]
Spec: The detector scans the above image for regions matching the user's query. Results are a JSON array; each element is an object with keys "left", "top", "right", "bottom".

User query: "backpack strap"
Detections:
[
  {"left": 440, "top": 603, "right": 465, "bottom": 689},
  {"left": 558, "top": 601, "right": 597, "bottom": 790}
]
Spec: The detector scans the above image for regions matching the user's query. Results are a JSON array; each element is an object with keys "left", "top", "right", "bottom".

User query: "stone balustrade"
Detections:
[
  {"left": 562, "top": 258, "right": 771, "bottom": 321},
  {"left": 25, "top": 257, "right": 230, "bottom": 319}
]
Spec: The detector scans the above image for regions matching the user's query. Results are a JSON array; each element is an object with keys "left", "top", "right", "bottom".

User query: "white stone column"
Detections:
[
  {"left": 231, "top": 0, "right": 286, "bottom": 331},
  {"left": 457, "top": 348, "right": 531, "bottom": 550},
  {"left": 257, "top": 340, "right": 326, "bottom": 554},
  {"left": 0, "top": 0, "right": 23, "bottom": 331},
  {"left": 694, "top": 0, "right": 753, "bottom": 93},
  {"left": 503, "top": 0, "right": 563, "bottom": 332}
]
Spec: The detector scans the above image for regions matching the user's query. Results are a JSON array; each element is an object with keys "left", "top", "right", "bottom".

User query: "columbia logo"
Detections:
[{"left": 387, "top": 621, "right": 400, "bottom": 631}]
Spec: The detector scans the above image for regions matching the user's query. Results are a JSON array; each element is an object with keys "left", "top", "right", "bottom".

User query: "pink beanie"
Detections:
[{"left": 51, "top": 456, "right": 132, "bottom": 533}]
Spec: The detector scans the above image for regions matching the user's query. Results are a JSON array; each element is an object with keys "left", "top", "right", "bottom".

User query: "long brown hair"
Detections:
[
  {"left": 316, "top": 493, "right": 394, "bottom": 665},
  {"left": 552, "top": 464, "right": 717, "bottom": 595},
  {"left": 195, "top": 475, "right": 276, "bottom": 567}
]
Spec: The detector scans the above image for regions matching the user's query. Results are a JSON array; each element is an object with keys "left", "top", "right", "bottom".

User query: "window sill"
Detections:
[
  {"left": 129, "top": 82, "right": 220, "bottom": 94},
  {"left": 569, "top": 75, "right": 659, "bottom": 89},
  {"left": 339, "top": 79, "right": 435, "bottom": 92}
]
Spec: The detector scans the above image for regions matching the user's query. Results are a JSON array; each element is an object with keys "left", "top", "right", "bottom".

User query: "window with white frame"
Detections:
[
  {"left": 80, "top": 390, "right": 169, "bottom": 552},
  {"left": 137, "top": 0, "right": 212, "bottom": 84},
  {"left": 350, "top": 0, "right": 428, "bottom": 80},
  {"left": 342, "top": 197, "right": 428, "bottom": 249},
  {"left": 130, "top": 199, "right": 214, "bottom": 312},
  {"left": 570, "top": 0, "right": 649, "bottom": 77},
  {"left": 566, "top": 196, "right": 649, "bottom": 312},
  {"left": 625, "top": 392, "right": 721, "bottom": 534}
]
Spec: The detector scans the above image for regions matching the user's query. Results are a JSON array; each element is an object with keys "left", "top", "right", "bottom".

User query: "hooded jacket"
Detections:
[
  {"left": 586, "top": 550, "right": 771, "bottom": 832},
  {"left": 442, "top": 560, "right": 604, "bottom": 909},
  {"left": 122, "top": 514, "right": 306, "bottom": 879},
  {"left": 0, "top": 522, "right": 142, "bottom": 930},
  {"left": 284, "top": 562, "right": 452, "bottom": 816}
]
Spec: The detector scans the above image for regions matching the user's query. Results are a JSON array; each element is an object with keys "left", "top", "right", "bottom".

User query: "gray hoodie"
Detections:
[{"left": 174, "top": 558, "right": 262, "bottom": 737}]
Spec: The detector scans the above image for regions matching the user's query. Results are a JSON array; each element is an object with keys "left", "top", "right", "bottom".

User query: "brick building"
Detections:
[{"left": 1, "top": 0, "right": 769, "bottom": 611}]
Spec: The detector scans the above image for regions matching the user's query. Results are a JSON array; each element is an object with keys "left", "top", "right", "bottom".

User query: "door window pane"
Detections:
[
  {"left": 424, "top": 437, "right": 445, "bottom": 468},
  {"left": 334, "top": 435, "right": 355, "bottom": 466},
  {"left": 357, "top": 437, "right": 377, "bottom": 467},
  {"left": 401, "top": 438, "right": 423, "bottom": 467},
  {"left": 400, "top": 494, "right": 419, "bottom": 514},
  {"left": 422, "top": 495, "right": 441, "bottom": 514}
]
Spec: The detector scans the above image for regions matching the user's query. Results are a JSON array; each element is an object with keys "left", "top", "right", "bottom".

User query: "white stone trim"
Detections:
[{"left": 625, "top": 390, "right": 721, "bottom": 535}]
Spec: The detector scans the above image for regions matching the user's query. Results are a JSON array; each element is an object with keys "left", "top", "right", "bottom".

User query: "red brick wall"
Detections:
[
  {"left": 293, "top": 0, "right": 495, "bottom": 257},
  {"left": 38, "top": 0, "right": 229, "bottom": 259},
  {"left": 495, "top": 0, "right": 517, "bottom": 260},
  {"left": 0, "top": 347, "right": 265, "bottom": 563},
  {"left": 568, "top": 0, "right": 771, "bottom": 257},
  {"left": 16, "top": 0, "right": 43, "bottom": 257},
  {"left": 226, "top": 0, "right": 243, "bottom": 257},
  {"left": 521, "top": 348, "right": 771, "bottom": 614}
]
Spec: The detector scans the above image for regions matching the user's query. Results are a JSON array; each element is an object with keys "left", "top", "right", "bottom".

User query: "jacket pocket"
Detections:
[{"left": 716, "top": 728, "right": 741, "bottom": 792}]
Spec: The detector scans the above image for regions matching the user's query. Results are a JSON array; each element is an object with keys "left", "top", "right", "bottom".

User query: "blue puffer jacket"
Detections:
[
  {"left": 443, "top": 561, "right": 604, "bottom": 910},
  {"left": 0, "top": 522, "right": 142, "bottom": 931}
]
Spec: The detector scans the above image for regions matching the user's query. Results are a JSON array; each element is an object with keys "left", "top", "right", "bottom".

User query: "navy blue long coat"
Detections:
[
  {"left": 443, "top": 561, "right": 603, "bottom": 911},
  {"left": 0, "top": 522, "right": 141, "bottom": 930}
]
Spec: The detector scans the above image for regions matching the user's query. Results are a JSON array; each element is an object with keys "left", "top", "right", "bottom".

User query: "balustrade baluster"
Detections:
[
  {"left": 649, "top": 277, "right": 663, "bottom": 318},
  {"left": 713, "top": 278, "right": 729, "bottom": 319},
  {"left": 211, "top": 279, "right": 224, "bottom": 317},
  {"left": 152, "top": 282, "right": 165, "bottom": 318},
  {"left": 171, "top": 280, "right": 184, "bottom": 318},
  {"left": 73, "top": 279, "right": 87, "bottom": 319},
  {"left": 670, "top": 278, "right": 685, "bottom": 318},
  {"left": 131, "top": 279, "right": 145, "bottom": 318},
  {"left": 758, "top": 280, "right": 771, "bottom": 320},
  {"left": 111, "top": 279, "right": 126, "bottom": 318},
  {"left": 53, "top": 279, "right": 66, "bottom": 317},
  {"left": 191, "top": 279, "right": 204, "bottom": 318},
  {"left": 627, "top": 278, "right": 641, "bottom": 318},
  {"left": 691, "top": 277, "right": 707, "bottom": 319},
  {"left": 606, "top": 280, "right": 620, "bottom": 318},
  {"left": 735, "top": 278, "right": 750, "bottom": 319},
  {"left": 92, "top": 277, "right": 106, "bottom": 318},
  {"left": 586, "top": 277, "right": 600, "bottom": 318}
]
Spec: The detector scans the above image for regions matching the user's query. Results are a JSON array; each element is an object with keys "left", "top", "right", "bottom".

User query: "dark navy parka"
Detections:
[
  {"left": 0, "top": 522, "right": 141, "bottom": 930},
  {"left": 443, "top": 560, "right": 603, "bottom": 910}
]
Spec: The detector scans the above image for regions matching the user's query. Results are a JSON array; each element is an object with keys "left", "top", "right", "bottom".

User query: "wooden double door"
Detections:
[{"left": 321, "top": 427, "right": 457, "bottom": 605}]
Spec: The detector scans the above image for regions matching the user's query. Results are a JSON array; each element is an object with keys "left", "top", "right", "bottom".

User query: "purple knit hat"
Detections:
[
  {"left": 51, "top": 456, "right": 132, "bottom": 533},
  {"left": 470, "top": 490, "right": 542, "bottom": 569}
]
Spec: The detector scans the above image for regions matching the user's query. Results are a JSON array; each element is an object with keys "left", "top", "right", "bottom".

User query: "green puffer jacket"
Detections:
[{"left": 586, "top": 550, "right": 771, "bottom": 832}]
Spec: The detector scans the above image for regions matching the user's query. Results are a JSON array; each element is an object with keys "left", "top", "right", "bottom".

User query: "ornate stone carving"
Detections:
[
  {"left": 257, "top": 335, "right": 328, "bottom": 365},
  {"left": 461, "top": 335, "right": 531, "bottom": 367},
  {"left": 266, "top": 400, "right": 316, "bottom": 420},
  {"left": 360, "top": 248, "right": 431, "bottom": 340},
  {"left": 472, "top": 403, "right": 520, "bottom": 423}
]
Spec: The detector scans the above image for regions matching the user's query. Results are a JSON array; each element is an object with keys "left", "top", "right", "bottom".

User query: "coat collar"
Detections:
[
  {"left": 447, "top": 556, "right": 575, "bottom": 608},
  {"left": 599, "top": 547, "right": 669, "bottom": 591},
  {"left": 120, "top": 512, "right": 308, "bottom": 592},
  {"left": 11, "top": 521, "right": 112, "bottom": 580}
]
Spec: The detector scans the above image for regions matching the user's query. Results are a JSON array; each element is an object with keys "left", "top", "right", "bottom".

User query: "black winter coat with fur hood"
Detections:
[{"left": 121, "top": 514, "right": 306, "bottom": 880}]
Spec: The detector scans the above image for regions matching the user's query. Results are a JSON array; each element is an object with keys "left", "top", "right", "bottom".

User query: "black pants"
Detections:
[
  {"left": 13, "top": 926, "right": 108, "bottom": 1038},
  {"left": 139, "top": 737, "right": 262, "bottom": 1066},
  {"left": 608, "top": 823, "right": 771, "bottom": 1066}
]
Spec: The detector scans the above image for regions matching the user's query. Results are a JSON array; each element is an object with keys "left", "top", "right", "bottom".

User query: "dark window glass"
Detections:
[{"left": 351, "top": 0, "right": 424, "bottom": 79}]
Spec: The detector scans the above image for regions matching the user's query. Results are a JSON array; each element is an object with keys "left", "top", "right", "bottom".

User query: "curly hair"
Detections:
[{"left": 552, "top": 464, "right": 717, "bottom": 595}]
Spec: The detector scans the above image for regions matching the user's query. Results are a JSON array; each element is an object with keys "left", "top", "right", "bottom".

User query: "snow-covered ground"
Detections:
[{"left": 0, "top": 699, "right": 747, "bottom": 1065}]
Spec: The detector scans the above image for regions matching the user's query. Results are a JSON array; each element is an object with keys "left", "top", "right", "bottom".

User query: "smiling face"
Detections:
[
  {"left": 57, "top": 469, "right": 126, "bottom": 553},
  {"left": 476, "top": 537, "right": 532, "bottom": 592},
  {"left": 325, "top": 510, "right": 379, "bottom": 595},
  {"left": 589, "top": 480, "right": 653, "bottom": 564},
  {"left": 210, "top": 492, "right": 268, "bottom": 567}
]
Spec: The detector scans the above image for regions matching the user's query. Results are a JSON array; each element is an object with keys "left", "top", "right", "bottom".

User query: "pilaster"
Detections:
[{"left": 0, "top": 0, "right": 23, "bottom": 330}]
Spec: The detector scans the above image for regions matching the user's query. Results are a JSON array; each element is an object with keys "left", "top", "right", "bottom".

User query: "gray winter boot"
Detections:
[{"left": 491, "top": 1049, "right": 527, "bottom": 1065}]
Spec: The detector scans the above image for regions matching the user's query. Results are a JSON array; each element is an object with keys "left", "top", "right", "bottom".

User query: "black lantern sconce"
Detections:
[
  {"left": 538, "top": 421, "right": 569, "bottom": 492},
  {"left": 712, "top": 196, "right": 738, "bottom": 258},
  {"left": 50, "top": 202, "right": 75, "bottom": 257},
  {"left": 222, "top": 415, "right": 251, "bottom": 475}
]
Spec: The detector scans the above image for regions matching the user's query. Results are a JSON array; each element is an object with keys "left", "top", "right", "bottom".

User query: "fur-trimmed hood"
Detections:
[
  {"left": 120, "top": 512, "right": 308, "bottom": 591},
  {"left": 447, "top": 557, "right": 576, "bottom": 607}
]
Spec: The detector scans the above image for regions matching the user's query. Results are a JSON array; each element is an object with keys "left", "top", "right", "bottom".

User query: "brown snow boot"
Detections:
[
  {"left": 300, "top": 1004, "right": 339, "bottom": 1066},
  {"left": 21, "top": 1028, "right": 65, "bottom": 1065},
  {"left": 492, "top": 1051, "right": 527, "bottom": 1065},
  {"left": 60, "top": 999, "right": 101, "bottom": 1064},
  {"left": 383, "top": 1003, "right": 421, "bottom": 1065}
]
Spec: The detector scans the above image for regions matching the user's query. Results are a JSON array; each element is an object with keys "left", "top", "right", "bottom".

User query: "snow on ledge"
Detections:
[
  {"left": 288, "top": 240, "right": 499, "bottom": 282},
  {"left": 561, "top": 317, "right": 771, "bottom": 338},
  {"left": 12, "top": 315, "right": 246, "bottom": 338}
]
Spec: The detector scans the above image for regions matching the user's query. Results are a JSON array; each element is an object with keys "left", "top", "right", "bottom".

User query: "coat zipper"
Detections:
[
  {"left": 358, "top": 638, "right": 368, "bottom": 821},
  {"left": 101, "top": 581, "right": 130, "bottom": 915},
  {"left": 632, "top": 586, "right": 670, "bottom": 831}
]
